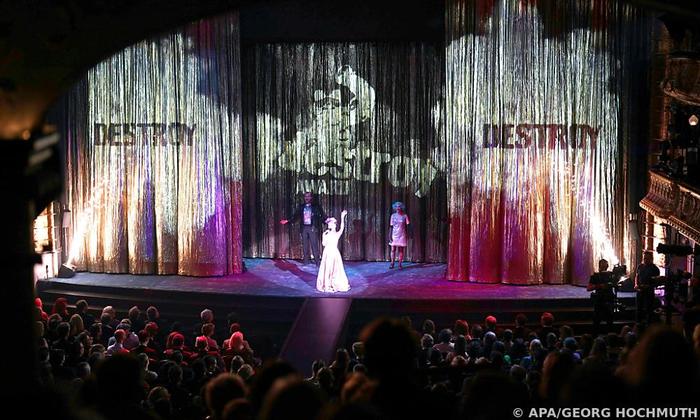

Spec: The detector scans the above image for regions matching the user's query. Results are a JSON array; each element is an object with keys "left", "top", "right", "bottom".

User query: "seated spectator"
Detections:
[
  {"left": 222, "top": 323, "right": 242, "bottom": 349},
  {"left": 224, "top": 331, "right": 254, "bottom": 365},
  {"left": 433, "top": 328, "right": 454, "bottom": 356},
  {"left": 165, "top": 332, "right": 192, "bottom": 360},
  {"left": 237, "top": 364, "right": 255, "bottom": 384},
  {"left": 538, "top": 312, "right": 556, "bottom": 340},
  {"left": 453, "top": 319, "right": 469, "bottom": 341},
  {"left": 447, "top": 335, "right": 468, "bottom": 364},
  {"left": 106, "top": 329, "right": 129, "bottom": 356},
  {"left": 35, "top": 297, "right": 48, "bottom": 321},
  {"left": 101, "top": 306, "right": 118, "bottom": 329},
  {"left": 623, "top": 325, "right": 700, "bottom": 405},
  {"left": 69, "top": 314, "right": 85, "bottom": 337},
  {"left": 200, "top": 322, "right": 220, "bottom": 352},
  {"left": 484, "top": 315, "right": 498, "bottom": 334},
  {"left": 513, "top": 313, "right": 531, "bottom": 340},
  {"left": 75, "top": 299, "right": 95, "bottom": 327},
  {"left": 258, "top": 376, "right": 323, "bottom": 420},
  {"left": 418, "top": 333, "right": 437, "bottom": 368},
  {"left": 421, "top": 319, "right": 436, "bottom": 340},
  {"left": 521, "top": 339, "right": 544, "bottom": 372},
  {"left": 137, "top": 352, "right": 158, "bottom": 384},
  {"left": 222, "top": 398, "right": 253, "bottom": 420},
  {"left": 348, "top": 341, "right": 365, "bottom": 371},
  {"left": 127, "top": 305, "right": 145, "bottom": 336},
  {"left": 205, "top": 373, "right": 247, "bottom": 420},
  {"left": 51, "top": 297, "right": 70, "bottom": 321}
]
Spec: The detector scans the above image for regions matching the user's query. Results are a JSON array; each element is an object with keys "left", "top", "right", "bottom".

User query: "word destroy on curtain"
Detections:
[
  {"left": 482, "top": 123, "right": 600, "bottom": 149},
  {"left": 93, "top": 123, "right": 197, "bottom": 146}
]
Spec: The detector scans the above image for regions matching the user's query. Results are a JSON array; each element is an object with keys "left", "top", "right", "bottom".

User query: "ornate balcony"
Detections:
[{"left": 640, "top": 170, "right": 700, "bottom": 243}]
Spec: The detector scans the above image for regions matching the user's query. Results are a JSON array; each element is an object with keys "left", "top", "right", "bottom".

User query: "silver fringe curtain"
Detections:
[
  {"left": 65, "top": 12, "right": 243, "bottom": 276},
  {"left": 242, "top": 43, "right": 448, "bottom": 262},
  {"left": 446, "top": 0, "right": 650, "bottom": 284}
]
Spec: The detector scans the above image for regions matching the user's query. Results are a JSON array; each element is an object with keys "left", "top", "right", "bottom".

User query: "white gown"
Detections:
[{"left": 316, "top": 228, "right": 350, "bottom": 292}]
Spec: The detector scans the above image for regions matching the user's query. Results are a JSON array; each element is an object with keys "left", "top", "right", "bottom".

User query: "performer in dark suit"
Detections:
[
  {"left": 587, "top": 259, "right": 615, "bottom": 334},
  {"left": 280, "top": 191, "right": 326, "bottom": 265}
]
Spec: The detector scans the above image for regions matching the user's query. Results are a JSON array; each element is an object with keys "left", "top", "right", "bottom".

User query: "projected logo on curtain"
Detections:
[{"left": 259, "top": 65, "right": 441, "bottom": 198}]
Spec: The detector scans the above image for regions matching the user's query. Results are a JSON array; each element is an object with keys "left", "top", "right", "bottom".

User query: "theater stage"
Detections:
[{"left": 39, "top": 258, "right": 627, "bottom": 299}]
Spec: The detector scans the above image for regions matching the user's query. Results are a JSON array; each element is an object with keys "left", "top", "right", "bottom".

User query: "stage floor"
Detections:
[{"left": 46, "top": 258, "right": 631, "bottom": 301}]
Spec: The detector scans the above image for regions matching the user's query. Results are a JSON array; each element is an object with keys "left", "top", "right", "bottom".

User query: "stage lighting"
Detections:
[
  {"left": 656, "top": 243, "right": 700, "bottom": 257},
  {"left": 57, "top": 263, "right": 76, "bottom": 278}
]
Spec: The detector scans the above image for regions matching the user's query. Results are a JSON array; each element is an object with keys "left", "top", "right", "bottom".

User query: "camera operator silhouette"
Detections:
[
  {"left": 635, "top": 251, "right": 660, "bottom": 325},
  {"left": 588, "top": 259, "right": 615, "bottom": 334}
]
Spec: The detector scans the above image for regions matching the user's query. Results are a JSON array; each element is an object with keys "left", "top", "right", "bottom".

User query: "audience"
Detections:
[{"left": 30, "top": 297, "right": 700, "bottom": 420}]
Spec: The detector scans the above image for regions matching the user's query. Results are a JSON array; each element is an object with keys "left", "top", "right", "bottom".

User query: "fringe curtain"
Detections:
[
  {"left": 446, "top": 0, "right": 650, "bottom": 284},
  {"left": 64, "top": 12, "right": 243, "bottom": 276}
]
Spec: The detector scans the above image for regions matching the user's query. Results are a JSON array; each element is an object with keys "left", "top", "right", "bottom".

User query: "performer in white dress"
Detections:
[
  {"left": 317, "top": 210, "right": 350, "bottom": 292},
  {"left": 389, "top": 201, "right": 410, "bottom": 269}
]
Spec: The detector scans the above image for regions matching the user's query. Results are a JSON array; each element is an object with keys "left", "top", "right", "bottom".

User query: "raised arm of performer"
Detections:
[{"left": 338, "top": 210, "right": 348, "bottom": 235}]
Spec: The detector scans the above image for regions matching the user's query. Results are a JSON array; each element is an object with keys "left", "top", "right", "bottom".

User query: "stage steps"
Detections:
[{"left": 279, "top": 298, "right": 353, "bottom": 376}]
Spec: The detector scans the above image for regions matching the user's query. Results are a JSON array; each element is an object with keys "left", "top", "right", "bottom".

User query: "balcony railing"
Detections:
[{"left": 640, "top": 170, "right": 700, "bottom": 243}]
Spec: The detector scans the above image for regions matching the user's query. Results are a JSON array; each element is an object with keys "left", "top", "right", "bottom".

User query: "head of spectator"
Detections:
[
  {"left": 421, "top": 333, "right": 434, "bottom": 349},
  {"left": 237, "top": 364, "right": 254, "bottom": 382},
  {"left": 437, "top": 328, "right": 452, "bottom": 344},
  {"left": 202, "top": 322, "right": 216, "bottom": 338},
  {"left": 360, "top": 317, "right": 417, "bottom": 382},
  {"left": 222, "top": 398, "right": 252, "bottom": 420},
  {"left": 167, "top": 332, "right": 185, "bottom": 350},
  {"left": 128, "top": 306, "right": 140, "bottom": 323},
  {"left": 541, "top": 312, "right": 554, "bottom": 327},
  {"left": 228, "top": 331, "right": 245, "bottom": 351},
  {"left": 340, "top": 371, "right": 372, "bottom": 404},
  {"left": 624, "top": 325, "right": 699, "bottom": 405},
  {"left": 201, "top": 308, "right": 215, "bottom": 323},
  {"left": 332, "top": 348, "right": 350, "bottom": 371},
  {"left": 146, "top": 306, "right": 160, "bottom": 322},
  {"left": 195, "top": 336, "right": 210, "bottom": 352},
  {"left": 454, "top": 334, "right": 468, "bottom": 357},
  {"left": 454, "top": 319, "right": 469, "bottom": 337},
  {"left": 485, "top": 315, "right": 497, "bottom": 332},
  {"left": 539, "top": 350, "right": 575, "bottom": 404},
  {"left": 69, "top": 314, "right": 84, "bottom": 337},
  {"left": 351, "top": 341, "right": 364, "bottom": 360},
  {"left": 230, "top": 355, "right": 246, "bottom": 374},
  {"left": 95, "top": 354, "right": 145, "bottom": 414},
  {"left": 35, "top": 297, "right": 48, "bottom": 321},
  {"left": 471, "top": 324, "right": 484, "bottom": 340},
  {"left": 147, "top": 387, "right": 172, "bottom": 420},
  {"left": 56, "top": 321, "right": 71, "bottom": 340},
  {"left": 503, "top": 329, "right": 513, "bottom": 342},
  {"left": 247, "top": 361, "right": 297, "bottom": 414},
  {"left": 205, "top": 373, "right": 247, "bottom": 420},
  {"left": 114, "top": 329, "right": 126, "bottom": 344},
  {"left": 258, "top": 376, "right": 323, "bottom": 420},
  {"left": 515, "top": 313, "right": 528, "bottom": 327},
  {"left": 422, "top": 319, "right": 436, "bottom": 337},
  {"left": 559, "top": 325, "right": 573, "bottom": 339},
  {"left": 510, "top": 364, "right": 526, "bottom": 382},
  {"left": 52, "top": 297, "right": 69, "bottom": 320},
  {"left": 101, "top": 306, "right": 116, "bottom": 320},
  {"left": 75, "top": 299, "right": 88, "bottom": 314},
  {"left": 145, "top": 321, "right": 159, "bottom": 338}
]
